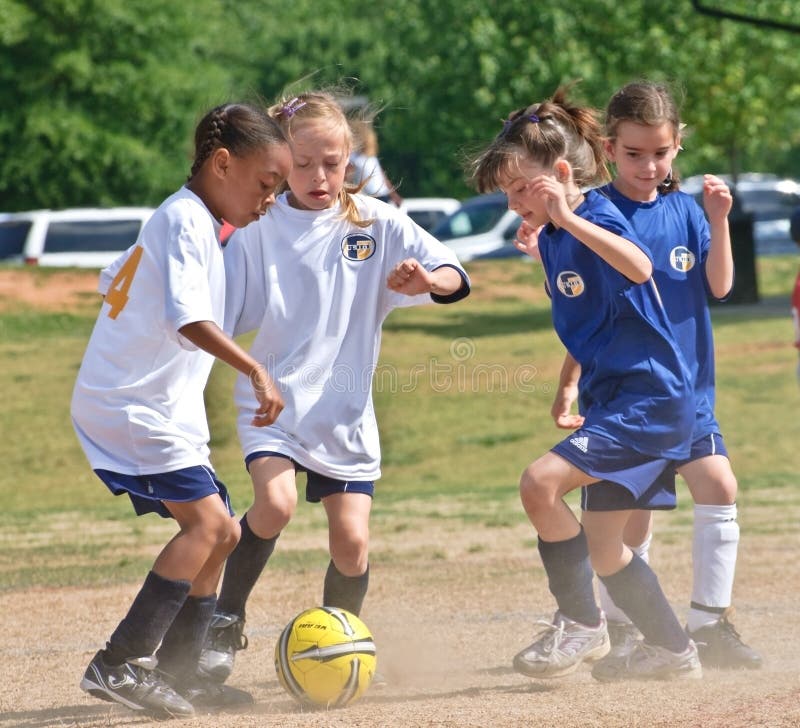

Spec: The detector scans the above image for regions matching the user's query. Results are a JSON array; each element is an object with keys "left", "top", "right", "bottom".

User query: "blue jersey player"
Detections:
[
  {"left": 590, "top": 81, "right": 761, "bottom": 670},
  {"left": 471, "top": 86, "right": 701, "bottom": 683}
]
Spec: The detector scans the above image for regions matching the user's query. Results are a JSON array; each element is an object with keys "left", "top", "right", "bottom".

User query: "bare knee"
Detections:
[
  {"left": 330, "top": 529, "right": 369, "bottom": 576},
  {"left": 683, "top": 456, "right": 738, "bottom": 505},
  {"left": 519, "top": 465, "right": 558, "bottom": 517},
  {"left": 249, "top": 490, "right": 296, "bottom": 536}
]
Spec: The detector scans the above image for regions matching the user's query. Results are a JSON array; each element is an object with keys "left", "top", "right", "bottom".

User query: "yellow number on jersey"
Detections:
[{"left": 105, "top": 245, "right": 144, "bottom": 319}]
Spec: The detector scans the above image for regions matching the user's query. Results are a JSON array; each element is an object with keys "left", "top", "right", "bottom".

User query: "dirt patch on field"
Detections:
[
  {"left": 1, "top": 521, "right": 798, "bottom": 728},
  {"left": 0, "top": 268, "right": 101, "bottom": 312}
]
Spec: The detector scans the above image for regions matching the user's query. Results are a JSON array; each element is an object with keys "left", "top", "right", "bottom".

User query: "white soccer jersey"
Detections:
[
  {"left": 224, "top": 192, "right": 469, "bottom": 480},
  {"left": 71, "top": 186, "right": 225, "bottom": 475}
]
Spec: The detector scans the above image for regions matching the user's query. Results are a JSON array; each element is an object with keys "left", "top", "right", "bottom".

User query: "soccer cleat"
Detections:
[
  {"left": 607, "top": 620, "right": 641, "bottom": 659},
  {"left": 80, "top": 650, "right": 195, "bottom": 717},
  {"left": 687, "top": 608, "right": 762, "bottom": 669},
  {"left": 197, "top": 612, "right": 248, "bottom": 683},
  {"left": 513, "top": 611, "right": 610, "bottom": 678},
  {"left": 176, "top": 674, "right": 254, "bottom": 710},
  {"left": 591, "top": 639, "right": 703, "bottom": 682}
]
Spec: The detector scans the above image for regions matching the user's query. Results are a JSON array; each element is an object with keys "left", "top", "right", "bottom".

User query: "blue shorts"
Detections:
[
  {"left": 677, "top": 432, "right": 728, "bottom": 468},
  {"left": 94, "top": 465, "right": 233, "bottom": 519},
  {"left": 551, "top": 430, "right": 678, "bottom": 512},
  {"left": 245, "top": 451, "right": 375, "bottom": 503}
]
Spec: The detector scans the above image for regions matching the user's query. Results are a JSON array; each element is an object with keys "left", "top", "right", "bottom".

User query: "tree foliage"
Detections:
[{"left": 0, "top": 0, "right": 798, "bottom": 209}]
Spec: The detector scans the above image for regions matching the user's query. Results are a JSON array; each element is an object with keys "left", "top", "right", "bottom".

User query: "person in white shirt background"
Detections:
[{"left": 348, "top": 117, "right": 404, "bottom": 206}]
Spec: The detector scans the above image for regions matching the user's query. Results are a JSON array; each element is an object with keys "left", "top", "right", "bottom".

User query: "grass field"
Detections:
[
  {"left": 0, "top": 256, "right": 798, "bottom": 727},
  {"left": 1, "top": 256, "right": 797, "bottom": 591}
]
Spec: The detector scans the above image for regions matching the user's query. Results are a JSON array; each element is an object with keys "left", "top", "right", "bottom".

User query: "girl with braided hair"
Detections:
[
  {"left": 471, "top": 86, "right": 701, "bottom": 682},
  {"left": 72, "top": 102, "right": 291, "bottom": 716}
]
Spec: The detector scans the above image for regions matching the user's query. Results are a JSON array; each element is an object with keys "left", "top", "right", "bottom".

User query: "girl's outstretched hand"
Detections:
[
  {"left": 386, "top": 258, "right": 433, "bottom": 295},
  {"left": 514, "top": 220, "right": 543, "bottom": 260},
  {"left": 702, "top": 174, "right": 733, "bottom": 223}
]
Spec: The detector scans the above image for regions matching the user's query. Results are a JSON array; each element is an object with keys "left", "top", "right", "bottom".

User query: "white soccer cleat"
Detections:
[{"left": 513, "top": 611, "right": 610, "bottom": 678}]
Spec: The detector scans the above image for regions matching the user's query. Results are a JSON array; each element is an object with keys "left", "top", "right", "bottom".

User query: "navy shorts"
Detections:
[
  {"left": 551, "top": 430, "right": 678, "bottom": 512},
  {"left": 676, "top": 432, "right": 728, "bottom": 468},
  {"left": 245, "top": 451, "right": 375, "bottom": 503},
  {"left": 94, "top": 465, "right": 233, "bottom": 519}
]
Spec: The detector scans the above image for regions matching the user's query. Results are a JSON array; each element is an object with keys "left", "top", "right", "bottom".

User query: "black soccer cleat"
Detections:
[
  {"left": 80, "top": 650, "right": 195, "bottom": 717},
  {"left": 197, "top": 612, "right": 248, "bottom": 683},
  {"left": 687, "top": 608, "right": 763, "bottom": 670},
  {"left": 176, "top": 674, "right": 254, "bottom": 710}
]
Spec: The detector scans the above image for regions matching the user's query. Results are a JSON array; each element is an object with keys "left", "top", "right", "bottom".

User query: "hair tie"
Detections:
[
  {"left": 502, "top": 114, "right": 541, "bottom": 133},
  {"left": 280, "top": 97, "right": 307, "bottom": 117}
]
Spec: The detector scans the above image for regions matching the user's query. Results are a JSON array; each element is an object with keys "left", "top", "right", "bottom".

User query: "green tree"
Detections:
[{"left": 0, "top": 0, "right": 232, "bottom": 210}]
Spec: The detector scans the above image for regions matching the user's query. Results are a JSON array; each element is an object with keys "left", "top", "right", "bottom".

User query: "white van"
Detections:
[{"left": 0, "top": 207, "right": 155, "bottom": 267}]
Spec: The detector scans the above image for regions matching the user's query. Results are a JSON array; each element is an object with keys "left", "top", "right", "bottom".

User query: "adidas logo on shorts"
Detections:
[{"left": 570, "top": 436, "right": 589, "bottom": 453}]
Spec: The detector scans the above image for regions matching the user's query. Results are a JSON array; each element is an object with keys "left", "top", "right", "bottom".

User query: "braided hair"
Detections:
[{"left": 188, "top": 103, "right": 286, "bottom": 181}]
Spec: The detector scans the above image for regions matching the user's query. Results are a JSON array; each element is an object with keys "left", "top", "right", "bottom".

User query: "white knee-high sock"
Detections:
[
  {"left": 596, "top": 532, "right": 652, "bottom": 624},
  {"left": 687, "top": 503, "right": 739, "bottom": 632}
]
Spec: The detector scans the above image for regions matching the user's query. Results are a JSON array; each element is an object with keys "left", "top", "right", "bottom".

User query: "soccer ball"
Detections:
[{"left": 274, "top": 606, "right": 377, "bottom": 708}]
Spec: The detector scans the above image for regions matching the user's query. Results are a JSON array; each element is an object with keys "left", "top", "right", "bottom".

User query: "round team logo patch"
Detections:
[
  {"left": 669, "top": 246, "right": 695, "bottom": 273},
  {"left": 341, "top": 233, "right": 376, "bottom": 261},
  {"left": 556, "top": 270, "right": 585, "bottom": 297}
]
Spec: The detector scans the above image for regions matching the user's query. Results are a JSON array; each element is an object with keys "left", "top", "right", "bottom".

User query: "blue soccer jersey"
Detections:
[
  {"left": 537, "top": 189, "right": 694, "bottom": 459},
  {"left": 600, "top": 184, "right": 720, "bottom": 438}
]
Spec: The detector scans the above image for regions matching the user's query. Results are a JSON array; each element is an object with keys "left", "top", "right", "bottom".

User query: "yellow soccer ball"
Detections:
[{"left": 274, "top": 606, "right": 377, "bottom": 708}]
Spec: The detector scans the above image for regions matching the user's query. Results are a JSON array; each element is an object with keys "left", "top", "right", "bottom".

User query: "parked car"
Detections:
[
  {"left": 680, "top": 173, "right": 800, "bottom": 255},
  {"left": 430, "top": 192, "right": 522, "bottom": 261},
  {"left": 0, "top": 207, "right": 155, "bottom": 267},
  {"left": 398, "top": 197, "right": 460, "bottom": 232}
]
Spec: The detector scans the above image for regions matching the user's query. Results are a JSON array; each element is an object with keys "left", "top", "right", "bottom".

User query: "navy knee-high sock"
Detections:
[
  {"left": 216, "top": 514, "right": 279, "bottom": 620},
  {"left": 323, "top": 560, "right": 369, "bottom": 616},
  {"left": 157, "top": 594, "right": 217, "bottom": 681},
  {"left": 537, "top": 529, "right": 601, "bottom": 626},
  {"left": 599, "top": 552, "right": 689, "bottom": 653},
  {"left": 105, "top": 571, "right": 191, "bottom": 665}
]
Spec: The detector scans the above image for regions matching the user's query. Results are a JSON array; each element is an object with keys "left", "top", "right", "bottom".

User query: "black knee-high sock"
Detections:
[
  {"left": 156, "top": 594, "right": 217, "bottom": 681},
  {"left": 599, "top": 552, "right": 689, "bottom": 653},
  {"left": 537, "top": 529, "right": 601, "bottom": 626},
  {"left": 216, "top": 514, "right": 278, "bottom": 620},
  {"left": 323, "top": 560, "right": 369, "bottom": 616},
  {"left": 105, "top": 571, "right": 191, "bottom": 665}
]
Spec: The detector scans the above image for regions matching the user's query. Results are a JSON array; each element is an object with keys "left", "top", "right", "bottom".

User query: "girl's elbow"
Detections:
[{"left": 631, "top": 260, "right": 653, "bottom": 284}]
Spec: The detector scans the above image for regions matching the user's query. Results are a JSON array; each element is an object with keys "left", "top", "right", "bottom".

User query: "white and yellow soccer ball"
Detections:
[{"left": 274, "top": 606, "right": 377, "bottom": 708}]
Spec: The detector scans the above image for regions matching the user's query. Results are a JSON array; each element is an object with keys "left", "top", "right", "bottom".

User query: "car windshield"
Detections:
[{"left": 432, "top": 198, "right": 508, "bottom": 240}]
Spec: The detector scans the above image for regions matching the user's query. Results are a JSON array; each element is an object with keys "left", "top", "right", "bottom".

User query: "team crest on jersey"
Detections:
[
  {"left": 556, "top": 271, "right": 585, "bottom": 297},
  {"left": 341, "top": 233, "right": 376, "bottom": 261},
  {"left": 669, "top": 246, "right": 695, "bottom": 273}
]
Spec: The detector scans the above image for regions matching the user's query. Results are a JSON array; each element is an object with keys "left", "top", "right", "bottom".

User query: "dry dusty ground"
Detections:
[
  {"left": 1, "top": 520, "right": 799, "bottom": 728},
  {"left": 2, "top": 269, "right": 799, "bottom": 727}
]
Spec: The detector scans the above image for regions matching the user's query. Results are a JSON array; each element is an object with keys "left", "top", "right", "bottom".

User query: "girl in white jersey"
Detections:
[
  {"left": 71, "top": 103, "right": 291, "bottom": 717},
  {"left": 198, "top": 91, "right": 470, "bottom": 683}
]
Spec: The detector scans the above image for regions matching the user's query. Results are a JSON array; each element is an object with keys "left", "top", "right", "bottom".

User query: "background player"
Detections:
[
  {"left": 589, "top": 81, "right": 761, "bottom": 669},
  {"left": 71, "top": 103, "right": 291, "bottom": 716}
]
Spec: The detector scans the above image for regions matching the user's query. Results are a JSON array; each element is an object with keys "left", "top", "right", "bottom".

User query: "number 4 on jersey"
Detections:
[{"left": 105, "top": 245, "right": 143, "bottom": 319}]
